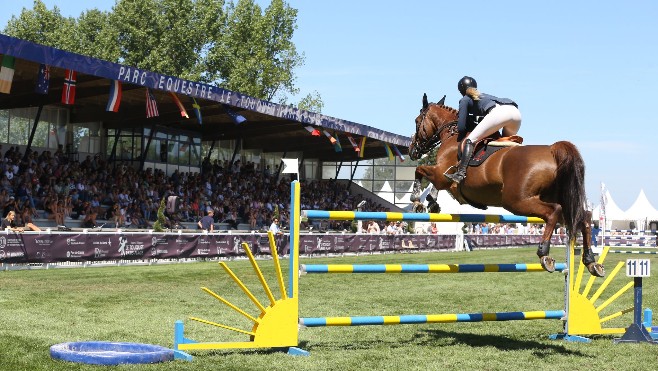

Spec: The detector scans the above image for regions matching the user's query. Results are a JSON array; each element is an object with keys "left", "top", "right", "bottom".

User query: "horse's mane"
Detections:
[{"left": 432, "top": 104, "right": 459, "bottom": 118}]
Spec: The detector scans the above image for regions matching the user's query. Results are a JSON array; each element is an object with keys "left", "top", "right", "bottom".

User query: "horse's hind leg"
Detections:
[
  {"left": 580, "top": 216, "right": 605, "bottom": 277},
  {"left": 503, "top": 196, "right": 562, "bottom": 273}
]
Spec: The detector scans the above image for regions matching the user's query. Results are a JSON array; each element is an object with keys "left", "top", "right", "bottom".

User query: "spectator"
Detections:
[
  {"left": 367, "top": 220, "right": 380, "bottom": 234},
  {"left": 591, "top": 224, "right": 601, "bottom": 248},
  {"left": 269, "top": 217, "right": 283, "bottom": 235},
  {"left": 2, "top": 210, "right": 41, "bottom": 232},
  {"left": 198, "top": 210, "right": 215, "bottom": 232}
]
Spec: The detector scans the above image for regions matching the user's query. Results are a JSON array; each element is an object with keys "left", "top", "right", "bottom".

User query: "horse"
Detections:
[{"left": 408, "top": 94, "right": 604, "bottom": 277}]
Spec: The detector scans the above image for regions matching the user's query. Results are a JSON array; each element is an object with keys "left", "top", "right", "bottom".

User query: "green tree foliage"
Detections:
[
  {"left": 3, "top": 0, "right": 316, "bottom": 105},
  {"left": 297, "top": 90, "right": 324, "bottom": 113}
]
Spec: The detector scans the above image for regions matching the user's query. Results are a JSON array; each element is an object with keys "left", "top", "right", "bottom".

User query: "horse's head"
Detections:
[{"left": 408, "top": 93, "right": 459, "bottom": 160}]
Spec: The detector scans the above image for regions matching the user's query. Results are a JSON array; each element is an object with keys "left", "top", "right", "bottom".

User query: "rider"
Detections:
[{"left": 445, "top": 76, "right": 522, "bottom": 184}]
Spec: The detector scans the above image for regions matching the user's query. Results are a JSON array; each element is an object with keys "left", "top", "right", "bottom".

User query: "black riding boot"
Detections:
[{"left": 445, "top": 139, "right": 474, "bottom": 184}]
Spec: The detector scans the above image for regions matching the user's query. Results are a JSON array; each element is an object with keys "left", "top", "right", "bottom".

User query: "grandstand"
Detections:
[{"left": 0, "top": 34, "right": 413, "bottom": 235}]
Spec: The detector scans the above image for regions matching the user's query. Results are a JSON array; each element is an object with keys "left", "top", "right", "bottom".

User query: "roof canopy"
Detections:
[
  {"left": 625, "top": 189, "right": 658, "bottom": 220},
  {"left": 0, "top": 34, "right": 410, "bottom": 162}
]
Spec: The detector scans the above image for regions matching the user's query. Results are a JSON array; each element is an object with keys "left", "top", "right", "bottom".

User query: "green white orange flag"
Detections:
[{"left": 0, "top": 55, "right": 16, "bottom": 94}]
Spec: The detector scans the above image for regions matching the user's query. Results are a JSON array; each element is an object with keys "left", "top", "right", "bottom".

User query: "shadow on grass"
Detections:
[
  {"left": 415, "top": 328, "right": 588, "bottom": 357},
  {"left": 287, "top": 331, "right": 589, "bottom": 359}
]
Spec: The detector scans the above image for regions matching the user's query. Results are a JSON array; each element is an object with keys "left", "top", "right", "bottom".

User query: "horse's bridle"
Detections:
[{"left": 412, "top": 104, "right": 458, "bottom": 156}]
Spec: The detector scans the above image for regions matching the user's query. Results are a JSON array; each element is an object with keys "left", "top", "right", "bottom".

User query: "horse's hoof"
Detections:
[
  {"left": 428, "top": 202, "right": 441, "bottom": 214},
  {"left": 587, "top": 263, "right": 605, "bottom": 277},
  {"left": 540, "top": 256, "right": 556, "bottom": 273},
  {"left": 412, "top": 202, "right": 426, "bottom": 213}
]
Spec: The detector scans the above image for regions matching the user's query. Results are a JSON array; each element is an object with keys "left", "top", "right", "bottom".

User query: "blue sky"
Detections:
[{"left": 2, "top": 1, "right": 658, "bottom": 211}]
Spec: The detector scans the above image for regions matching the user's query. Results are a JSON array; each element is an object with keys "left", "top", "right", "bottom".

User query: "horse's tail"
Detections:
[{"left": 551, "top": 141, "right": 587, "bottom": 241}]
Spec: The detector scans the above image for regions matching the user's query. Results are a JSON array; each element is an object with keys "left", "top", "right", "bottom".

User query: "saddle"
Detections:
[
  {"left": 449, "top": 134, "right": 524, "bottom": 208},
  {"left": 458, "top": 134, "right": 524, "bottom": 166}
]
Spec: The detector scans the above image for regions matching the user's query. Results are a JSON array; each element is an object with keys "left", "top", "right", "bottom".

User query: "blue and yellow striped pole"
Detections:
[
  {"left": 302, "top": 210, "right": 545, "bottom": 223},
  {"left": 301, "top": 263, "right": 567, "bottom": 274},
  {"left": 300, "top": 310, "right": 565, "bottom": 327}
]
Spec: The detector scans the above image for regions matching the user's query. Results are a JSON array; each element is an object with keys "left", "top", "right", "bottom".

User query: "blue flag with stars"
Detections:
[{"left": 35, "top": 64, "right": 50, "bottom": 94}]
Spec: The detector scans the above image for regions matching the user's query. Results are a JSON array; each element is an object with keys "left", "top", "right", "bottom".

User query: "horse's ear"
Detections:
[
  {"left": 422, "top": 93, "right": 428, "bottom": 110},
  {"left": 437, "top": 95, "right": 446, "bottom": 106}
]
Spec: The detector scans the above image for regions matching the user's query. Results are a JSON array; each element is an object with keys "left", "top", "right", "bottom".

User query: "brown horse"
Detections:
[{"left": 408, "top": 94, "right": 604, "bottom": 277}]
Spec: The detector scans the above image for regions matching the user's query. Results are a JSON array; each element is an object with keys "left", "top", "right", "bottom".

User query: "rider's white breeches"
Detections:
[{"left": 467, "top": 104, "right": 522, "bottom": 142}]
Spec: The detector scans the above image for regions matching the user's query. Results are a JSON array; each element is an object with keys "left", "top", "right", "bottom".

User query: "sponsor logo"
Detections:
[
  {"left": 34, "top": 238, "right": 54, "bottom": 246},
  {"left": 92, "top": 238, "right": 113, "bottom": 247},
  {"left": 0, "top": 250, "right": 24, "bottom": 258},
  {"left": 67, "top": 250, "right": 85, "bottom": 258},
  {"left": 196, "top": 248, "right": 210, "bottom": 255},
  {"left": 118, "top": 236, "right": 145, "bottom": 257},
  {"left": 94, "top": 248, "right": 109, "bottom": 259},
  {"left": 150, "top": 248, "right": 169, "bottom": 256},
  {"left": 66, "top": 238, "right": 85, "bottom": 246},
  {"left": 152, "top": 236, "right": 168, "bottom": 246},
  {"left": 0, "top": 236, "right": 6, "bottom": 249},
  {"left": 315, "top": 237, "right": 332, "bottom": 251}
]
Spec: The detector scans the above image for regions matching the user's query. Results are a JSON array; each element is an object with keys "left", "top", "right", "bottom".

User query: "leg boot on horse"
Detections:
[
  {"left": 445, "top": 139, "right": 474, "bottom": 184},
  {"left": 582, "top": 244, "right": 605, "bottom": 277},
  {"left": 536, "top": 240, "right": 556, "bottom": 273}
]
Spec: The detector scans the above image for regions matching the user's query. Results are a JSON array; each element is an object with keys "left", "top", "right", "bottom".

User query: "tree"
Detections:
[
  {"left": 204, "top": 0, "right": 304, "bottom": 102},
  {"left": 297, "top": 90, "right": 323, "bottom": 113},
  {"left": 3, "top": 0, "right": 318, "bottom": 106}
]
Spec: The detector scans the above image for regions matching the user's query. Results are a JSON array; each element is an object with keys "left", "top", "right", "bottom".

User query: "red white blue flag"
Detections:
[
  {"left": 106, "top": 80, "right": 122, "bottom": 112},
  {"left": 35, "top": 64, "right": 50, "bottom": 95},
  {"left": 61, "top": 69, "right": 76, "bottom": 105},
  {"left": 145, "top": 88, "right": 159, "bottom": 118}
]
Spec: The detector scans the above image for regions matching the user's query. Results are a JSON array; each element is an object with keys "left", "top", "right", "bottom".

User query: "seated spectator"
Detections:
[{"left": 2, "top": 210, "right": 41, "bottom": 232}]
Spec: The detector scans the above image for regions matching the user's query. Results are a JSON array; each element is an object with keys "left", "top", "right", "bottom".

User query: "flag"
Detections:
[
  {"left": 145, "top": 88, "right": 159, "bottom": 118},
  {"left": 61, "top": 69, "right": 77, "bottom": 104},
  {"left": 223, "top": 104, "right": 246, "bottom": 124},
  {"left": 323, "top": 130, "right": 337, "bottom": 145},
  {"left": 333, "top": 131, "right": 342, "bottom": 152},
  {"left": 358, "top": 137, "right": 367, "bottom": 158},
  {"left": 106, "top": 80, "right": 122, "bottom": 112},
  {"left": 192, "top": 97, "right": 202, "bottom": 124},
  {"left": 281, "top": 158, "right": 299, "bottom": 175},
  {"left": 169, "top": 92, "right": 189, "bottom": 118},
  {"left": 0, "top": 55, "right": 16, "bottom": 94},
  {"left": 347, "top": 135, "right": 360, "bottom": 152},
  {"left": 384, "top": 143, "right": 394, "bottom": 160},
  {"left": 35, "top": 64, "right": 50, "bottom": 94},
  {"left": 392, "top": 144, "right": 405, "bottom": 162},
  {"left": 600, "top": 182, "right": 607, "bottom": 222},
  {"left": 304, "top": 126, "right": 321, "bottom": 136}
]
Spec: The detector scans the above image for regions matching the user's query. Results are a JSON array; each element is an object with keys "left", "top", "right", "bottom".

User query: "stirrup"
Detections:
[
  {"left": 443, "top": 166, "right": 457, "bottom": 182},
  {"left": 445, "top": 171, "right": 465, "bottom": 183}
]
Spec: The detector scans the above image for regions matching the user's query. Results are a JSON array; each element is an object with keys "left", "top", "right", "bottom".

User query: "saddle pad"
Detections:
[{"left": 468, "top": 145, "right": 505, "bottom": 167}]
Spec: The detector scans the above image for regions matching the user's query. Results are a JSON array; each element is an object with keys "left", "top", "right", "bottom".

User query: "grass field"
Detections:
[{"left": 1, "top": 247, "right": 657, "bottom": 370}]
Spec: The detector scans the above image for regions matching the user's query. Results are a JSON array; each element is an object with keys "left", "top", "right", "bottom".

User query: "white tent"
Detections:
[
  {"left": 624, "top": 189, "right": 658, "bottom": 231},
  {"left": 600, "top": 189, "right": 633, "bottom": 230}
]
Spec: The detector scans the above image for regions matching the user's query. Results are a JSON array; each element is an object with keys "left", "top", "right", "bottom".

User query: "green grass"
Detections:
[{"left": 1, "top": 247, "right": 657, "bottom": 370}]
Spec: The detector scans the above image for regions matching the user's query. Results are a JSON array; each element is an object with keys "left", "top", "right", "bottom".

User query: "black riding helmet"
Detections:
[{"left": 458, "top": 76, "right": 477, "bottom": 96}]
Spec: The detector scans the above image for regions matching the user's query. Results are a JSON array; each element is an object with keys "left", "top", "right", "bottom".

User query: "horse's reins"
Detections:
[{"left": 413, "top": 105, "right": 457, "bottom": 155}]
